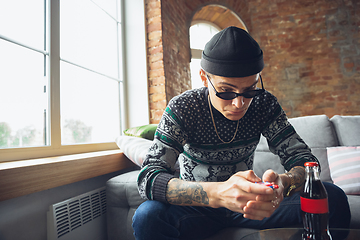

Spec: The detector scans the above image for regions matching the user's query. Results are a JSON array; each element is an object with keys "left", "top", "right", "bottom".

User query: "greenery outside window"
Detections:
[{"left": 0, "top": 0, "right": 124, "bottom": 162}]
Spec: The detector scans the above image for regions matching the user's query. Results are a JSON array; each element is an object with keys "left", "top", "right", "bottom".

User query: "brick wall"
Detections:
[{"left": 145, "top": 0, "right": 360, "bottom": 123}]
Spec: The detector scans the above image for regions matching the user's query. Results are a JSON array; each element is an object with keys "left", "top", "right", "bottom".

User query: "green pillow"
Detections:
[{"left": 123, "top": 124, "right": 158, "bottom": 140}]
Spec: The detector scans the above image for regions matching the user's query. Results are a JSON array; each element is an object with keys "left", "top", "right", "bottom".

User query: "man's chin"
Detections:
[{"left": 224, "top": 111, "right": 246, "bottom": 121}]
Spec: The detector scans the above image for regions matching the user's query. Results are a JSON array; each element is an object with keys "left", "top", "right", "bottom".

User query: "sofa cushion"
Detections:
[
  {"left": 331, "top": 115, "right": 360, "bottom": 146},
  {"left": 289, "top": 115, "right": 338, "bottom": 182},
  {"left": 253, "top": 150, "right": 285, "bottom": 177},
  {"left": 310, "top": 148, "right": 332, "bottom": 182},
  {"left": 327, "top": 146, "right": 360, "bottom": 195},
  {"left": 106, "top": 170, "right": 145, "bottom": 240},
  {"left": 107, "top": 170, "right": 145, "bottom": 208},
  {"left": 288, "top": 115, "right": 338, "bottom": 148},
  {"left": 116, "top": 135, "right": 153, "bottom": 166}
]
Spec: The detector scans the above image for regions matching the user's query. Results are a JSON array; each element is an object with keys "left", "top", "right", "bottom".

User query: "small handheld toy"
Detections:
[{"left": 255, "top": 181, "right": 279, "bottom": 189}]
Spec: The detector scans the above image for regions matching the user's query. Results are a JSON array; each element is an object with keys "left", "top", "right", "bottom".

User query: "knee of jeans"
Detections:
[
  {"left": 132, "top": 200, "right": 168, "bottom": 229},
  {"left": 324, "top": 182, "right": 348, "bottom": 204},
  {"left": 323, "top": 182, "right": 351, "bottom": 227}
]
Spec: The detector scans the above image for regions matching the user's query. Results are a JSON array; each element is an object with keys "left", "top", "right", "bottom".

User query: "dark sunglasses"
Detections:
[{"left": 207, "top": 74, "right": 265, "bottom": 100}]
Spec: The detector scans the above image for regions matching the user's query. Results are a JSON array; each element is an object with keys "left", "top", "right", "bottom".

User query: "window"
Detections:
[
  {"left": 189, "top": 23, "right": 220, "bottom": 89},
  {"left": 0, "top": 0, "right": 125, "bottom": 162}
]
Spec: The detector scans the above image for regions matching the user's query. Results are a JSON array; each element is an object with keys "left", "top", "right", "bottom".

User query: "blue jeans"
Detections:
[{"left": 132, "top": 182, "right": 351, "bottom": 240}]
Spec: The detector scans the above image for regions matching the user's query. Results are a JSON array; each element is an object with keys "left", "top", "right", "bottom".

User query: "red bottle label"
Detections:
[{"left": 300, "top": 197, "right": 329, "bottom": 214}]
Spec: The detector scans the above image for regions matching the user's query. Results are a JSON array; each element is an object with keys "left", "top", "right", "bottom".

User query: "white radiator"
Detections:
[{"left": 47, "top": 187, "right": 107, "bottom": 240}]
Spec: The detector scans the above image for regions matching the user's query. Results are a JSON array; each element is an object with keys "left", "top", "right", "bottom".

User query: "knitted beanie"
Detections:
[{"left": 201, "top": 26, "right": 264, "bottom": 77}]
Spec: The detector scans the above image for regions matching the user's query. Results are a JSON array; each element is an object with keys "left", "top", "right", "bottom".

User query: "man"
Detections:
[{"left": 133, "top": 26, "right": 350, "bottom": 240}]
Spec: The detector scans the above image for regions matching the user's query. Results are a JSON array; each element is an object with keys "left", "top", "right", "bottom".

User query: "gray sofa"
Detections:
[{"left": 106, "top": 115, "right": 360, "bottom": 240}]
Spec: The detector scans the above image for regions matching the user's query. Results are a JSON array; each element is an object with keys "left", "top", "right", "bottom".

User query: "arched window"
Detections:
[{"left": 189, "top": 23, "right": 220, "bottom": 89}]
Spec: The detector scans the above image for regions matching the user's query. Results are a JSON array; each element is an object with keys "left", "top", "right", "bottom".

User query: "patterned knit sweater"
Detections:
[{"left": 137, "top": 87, "right": 318, "bottom": 202}]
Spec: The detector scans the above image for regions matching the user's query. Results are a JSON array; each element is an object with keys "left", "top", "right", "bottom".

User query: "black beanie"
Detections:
[{"left": 201, "top": 26, "right": 264, "bottom": 77}]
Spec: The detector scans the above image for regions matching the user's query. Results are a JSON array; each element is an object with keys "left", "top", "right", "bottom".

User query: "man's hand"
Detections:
[
  {"left": 215, "top": 170, "right": 273, "bottom": 215},
  {"left": 166, "top": 170, "right": 277, "bottom": 220},
  {"left": 241, "top": 169, "right": 284, "bottom": 220},
  {"left": 166, "top": 169, "right": 301, "bottom": 221},
  {"left": 233, "top": 170, "right": 284, "bottom": 220}
]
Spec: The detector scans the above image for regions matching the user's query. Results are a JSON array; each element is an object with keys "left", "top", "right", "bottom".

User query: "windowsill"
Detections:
[{"left": 0, "top": 150, "right": 136, "bottom": 202}]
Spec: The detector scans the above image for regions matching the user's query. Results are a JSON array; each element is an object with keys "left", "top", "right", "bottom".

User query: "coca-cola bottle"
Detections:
[{"left": 301, "top": 162, "right": 332, "bottom": 240}]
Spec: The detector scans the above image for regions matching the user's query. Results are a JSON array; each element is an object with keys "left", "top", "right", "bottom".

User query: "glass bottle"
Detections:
[{"left": 301, "top": 162, "right": 332, "bottom": 240}]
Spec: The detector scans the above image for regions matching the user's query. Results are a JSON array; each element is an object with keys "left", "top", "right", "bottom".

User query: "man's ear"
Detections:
[{"left": 199, "top": 69, "right": 208, "bottom": 87}]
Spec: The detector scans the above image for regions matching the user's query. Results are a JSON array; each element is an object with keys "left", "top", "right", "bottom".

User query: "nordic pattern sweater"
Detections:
[{"left": 137, "top": 87, "right": 318, "bottom": 202}]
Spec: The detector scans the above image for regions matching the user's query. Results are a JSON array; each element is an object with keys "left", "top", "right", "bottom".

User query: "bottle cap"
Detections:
[{"left": 304, "top": 162, "right": 319, "bottom": 167}]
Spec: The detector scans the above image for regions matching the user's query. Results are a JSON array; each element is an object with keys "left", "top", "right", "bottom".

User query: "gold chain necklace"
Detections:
[{"left": 208, "top": 95, "right": 239, "bottom": 144}]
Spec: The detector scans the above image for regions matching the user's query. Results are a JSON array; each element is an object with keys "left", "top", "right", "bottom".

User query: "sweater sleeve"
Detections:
[
  {"left": 261, "top": 100, "right": 319, "bottom": 172},
  {"left": 137, "top": 100, "right": 187, "bottom": 202}
]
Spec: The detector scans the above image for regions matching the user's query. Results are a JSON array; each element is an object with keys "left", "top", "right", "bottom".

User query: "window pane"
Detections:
[
  {"left": 190, "top": 23, "right": 219, "bottom": 50},
  {"left": 60, "top": 62, "right": 120, "bottom": 145},
  {"left": 0, "top": 40, "right": 48, "bottom": 148},
  {"left": 0, "top": 0, "right": 44, "bottom": 50},
  {"left": 92, "top": 0, "right": 119, "bottom": 20},
  {"left": 60, "top": 0, "right": 119, "bottom": 78}
]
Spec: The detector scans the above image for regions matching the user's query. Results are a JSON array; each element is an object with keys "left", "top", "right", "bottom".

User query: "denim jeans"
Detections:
[{"left": 132, "top": 182, "right": 351, "bottom": 240}]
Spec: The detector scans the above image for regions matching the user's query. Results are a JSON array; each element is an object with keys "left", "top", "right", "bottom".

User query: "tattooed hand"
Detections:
[
  {"left": 166, "top": 170, "right": 278, "bottom": 221},
  {"left": 283, "top": 166, "right": 306, "bottom": 196}
]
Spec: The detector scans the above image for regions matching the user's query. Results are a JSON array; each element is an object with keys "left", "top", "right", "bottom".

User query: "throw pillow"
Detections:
[
  {"left": 123, "top": 124, "right": 158, "bottom": 140},
  {"left": 116, "top": 135, "right": 153, "bottom": 166},
  {"left": 327, "top": 146, "right": 360, "bottom": 195}
]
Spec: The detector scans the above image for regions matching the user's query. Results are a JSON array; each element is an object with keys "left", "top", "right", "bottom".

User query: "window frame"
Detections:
[{"left": 0, "top": 0, "right": 149, "bottom": 163}]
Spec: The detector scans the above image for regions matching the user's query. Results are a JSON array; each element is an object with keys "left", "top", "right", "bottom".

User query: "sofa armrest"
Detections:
[{"left": 106, "top": 170, "right": 145, "bottom": 240}]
